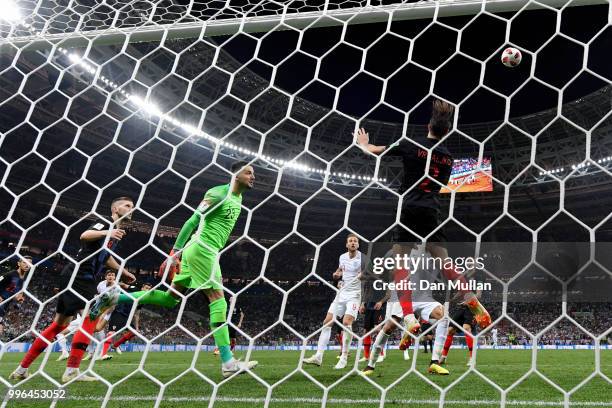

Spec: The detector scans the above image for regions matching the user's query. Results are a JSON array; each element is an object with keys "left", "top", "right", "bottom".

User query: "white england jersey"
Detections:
[
  {"left": 338, "top": 251, "right": 363, "bottom": 299},
  {"left": 97, "top": 280, "right": 114, "bottom": 294}
]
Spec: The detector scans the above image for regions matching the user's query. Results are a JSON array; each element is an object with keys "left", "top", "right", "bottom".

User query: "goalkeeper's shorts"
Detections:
[{"left": 172, "top": 244, "right": 223, "bottom": 291}]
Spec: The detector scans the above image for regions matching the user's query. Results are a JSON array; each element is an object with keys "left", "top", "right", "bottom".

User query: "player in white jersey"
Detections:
[
  {"left": 303, "top": 234, "right": 365, "bottom": 369},
  {"left": 491, "top": 328, "right": 498, "bottom": 347},
  {"left": 59, "top": 272, "right": 117, "bottom": 362},
  {"left": 363, "top": 244, "right": 450, "bottom": 376},
  {"left": 55, "top": 313, "right": 82, "bottom": 361},
  {"left": 84, "top": 271, "right": 117, "bottom": 361}
]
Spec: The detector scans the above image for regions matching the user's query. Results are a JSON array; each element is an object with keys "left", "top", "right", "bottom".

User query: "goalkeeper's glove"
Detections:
[{"left": 158, "top": 249, "right": 181, "bottom": 281}]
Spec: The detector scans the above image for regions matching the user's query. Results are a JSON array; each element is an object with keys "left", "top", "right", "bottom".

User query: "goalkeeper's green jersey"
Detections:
[{"left": 193, "top": 184, "right": 242, "bottom": 251}]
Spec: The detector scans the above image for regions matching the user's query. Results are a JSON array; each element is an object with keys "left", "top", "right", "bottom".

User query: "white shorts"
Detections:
[
  {"left": 385, "top": 301, "right": 402, "bottom": 320},
  {"left": 384, "top": 301, "right": 441, "bottom": 323},
  {"left": 327, "top": 297, "right": 360, "bottom": 319},
  {"left": 67, "top": 315, "right": 82, "bottom": 332},
  {"left": 413, "top": 301, "right": 442, "bottom": 323}
]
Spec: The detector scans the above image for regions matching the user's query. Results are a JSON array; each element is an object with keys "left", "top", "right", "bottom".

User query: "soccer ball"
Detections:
[{"left": 501, "top": 47, "right": 522, "bottom": 67}]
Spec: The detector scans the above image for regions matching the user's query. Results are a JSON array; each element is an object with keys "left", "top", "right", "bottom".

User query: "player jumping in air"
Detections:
[
  {"left": 303, "top": 234, "right": 365, "bottom": 370},
  {"left": 9, "top": 197, "right": 136, "bottom": 383},
  {"left": 363, "top": 244, "right": 454, "bottom": 375},
  {"left": 90, "top": 162, "right": 257, "bottom": 378},
  {"left": 0, "top": 255, "right": 31, "bottom": 337},
  {"left": 357, "top": 99, "right": 491, "bottom": 375}
]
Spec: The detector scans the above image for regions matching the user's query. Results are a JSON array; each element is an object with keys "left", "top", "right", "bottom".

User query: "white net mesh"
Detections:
[{"left": 0, "top": 0, "right": 611, "bottom": 407}]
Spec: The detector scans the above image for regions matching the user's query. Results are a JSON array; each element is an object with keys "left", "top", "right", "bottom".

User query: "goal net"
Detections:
[{"left": 0, "top": 0, "right": 611, "bottom": 407}]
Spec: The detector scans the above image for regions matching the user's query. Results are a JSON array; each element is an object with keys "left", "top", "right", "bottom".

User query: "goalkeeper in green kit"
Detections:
[{"left": 90, "top": 161, "right": 257, "bottom": 377}]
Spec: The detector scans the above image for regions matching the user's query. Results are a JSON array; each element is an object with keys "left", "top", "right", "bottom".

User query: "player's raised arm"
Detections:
[
  {"left": 158, "top": 185, "right": 226, "bottom": 281},
  {"left": 355, "top": 128, "right": 387, "bottom": 155}
]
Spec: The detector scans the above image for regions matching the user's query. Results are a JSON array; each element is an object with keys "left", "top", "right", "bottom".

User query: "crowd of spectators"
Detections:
[
  {"left": 1, "top": 255, "right": 609, "bottom": 347},
  {"left": 1, "top": 224, "right": 610, "bottom": 347}
]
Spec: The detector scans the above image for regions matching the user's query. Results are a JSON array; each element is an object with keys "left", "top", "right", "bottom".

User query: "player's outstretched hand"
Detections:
[
  {"left": 355, "top": 128, "right": 369, "bottom": 146},
  {"left": 158, "top": 249, "right": 181, "bottom": 281},
  {"left": 110, "top": 229, "right": 126, "bottom": 240}
]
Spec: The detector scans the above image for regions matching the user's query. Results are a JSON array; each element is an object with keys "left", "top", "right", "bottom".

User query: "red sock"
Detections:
[
  {"left": 102, "top": 331, "right": 115, "bottom": 356},
  {"left": 67, "top": 317, "right": 97, "bottom": 368},
  {"left": 364, "top": 335, "right": 372, "bottom": 359},
  {"left": 442, "top": 265, "right": 468, "bottom": 294},
  {"left": 113, "top": 331, "right": 135, "bottom": 348},
  {"left": 230, "top": 338, "right": 236, "bottom": 351},
  {"left": 395, "top": 268, "right": 413, "bottom": 315},
  {"left": 442, "top": 333, "right": 454, "bottom": 357},
  {"left": 381, "top": 347, "right": 385, "bottom": 356},
  {"left": 465, "top": 333, "right": 474, "bottom": 357},
  {"left": 21, "top": 322, "right": 67, "bottom": 368}
]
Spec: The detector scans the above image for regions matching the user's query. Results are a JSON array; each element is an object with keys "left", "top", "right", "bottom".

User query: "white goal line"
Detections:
[{"left": 62, "top": 396, "right": 612, "bottom": 406}]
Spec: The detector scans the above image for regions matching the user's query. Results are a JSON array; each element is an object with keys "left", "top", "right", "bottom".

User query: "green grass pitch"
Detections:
[{"left": 1, "top": 349, "right": 610, "bottom": 407}]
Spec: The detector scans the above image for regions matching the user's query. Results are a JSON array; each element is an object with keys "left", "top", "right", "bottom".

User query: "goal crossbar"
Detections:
[{"left": 2, "top": 0, "right": 607, "bottom": 50}]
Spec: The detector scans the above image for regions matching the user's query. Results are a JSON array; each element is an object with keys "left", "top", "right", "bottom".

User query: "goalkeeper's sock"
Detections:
[
  {"left": 465, "top": 332, "right": 474, "bottom": 357},
  {"left": 209, "top": 298, "right": 233, "bottom": 364},
  {"left": 118, "top": 290, "right": 179, "bottom": 309}
]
